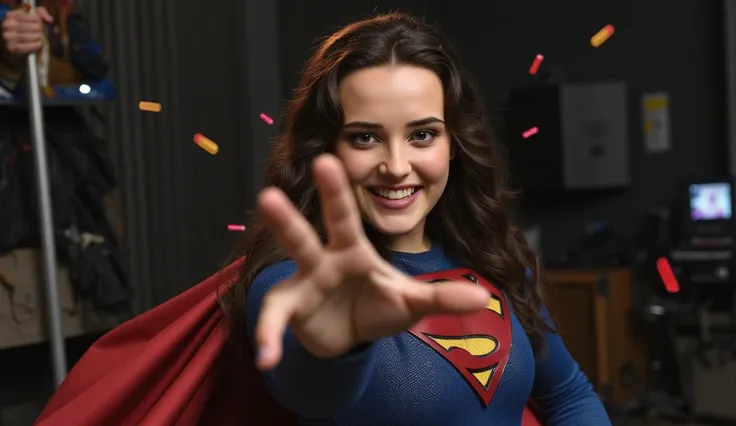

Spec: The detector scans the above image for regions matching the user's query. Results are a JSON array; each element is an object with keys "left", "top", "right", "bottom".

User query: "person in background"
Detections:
[
  {"left": 0, "top": 0, "right": 127, "bottom": 313},
  {"left": 0, "top": 2, "right": 51, "bottom": 58},
  {"left": 0, "top": 3, "right": 52, "bottom": 92},
  {"left": 0, "top": 0, "right": 110, "bottom": 98}
]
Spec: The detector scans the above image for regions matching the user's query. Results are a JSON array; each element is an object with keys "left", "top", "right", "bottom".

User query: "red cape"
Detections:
[{"left": 34, "top": 259, "right": 542, "bottom": 425}]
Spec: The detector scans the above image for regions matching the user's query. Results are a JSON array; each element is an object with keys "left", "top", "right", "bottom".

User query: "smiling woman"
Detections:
[
  {"left": 221, "top": 11, "right": 612, "bottom": 426},
  {"left": 28, "top": 9, "right": 613, "bottom": 426},
  {"left": 335, "top": 65, "right": 451, "bottom": 253}
]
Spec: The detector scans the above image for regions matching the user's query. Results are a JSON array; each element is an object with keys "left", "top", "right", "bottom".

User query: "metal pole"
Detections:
[{"left": 24, "top": 0, "right": 67, "bottom": 388}]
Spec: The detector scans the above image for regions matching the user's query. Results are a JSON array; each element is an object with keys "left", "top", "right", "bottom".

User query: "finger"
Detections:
[
  {"left": 13, "top": 11, "right": 40, "bottom": 24},
  {"left": 254, "top": 281, "right": 303, "bottom": 371},
  {"left": 2, "top": 18, "right": 17, "bottom": 33},
  {"left": 7, "top": 40, "right": 43, "bottom": 55},
  {"left": 258, "top": 187, "right": 324, "bottom": 271},
  {"left": 4, "top": 11, "right": 24, "bottom": 23},
  {"left": 17, "top": 18, "right": 44, "bottom": 31},
  {"left": 14, "top": 32, "right": 43, "bottom": 44},
  {"left": 313, "top": 154, "right": 364, "bottom": 248},
  {"left": 403, "top": 280, "right": 490, "bottom": 318},
  {"left": 35, "top": 7, "right": 54, "bottom": 23}
]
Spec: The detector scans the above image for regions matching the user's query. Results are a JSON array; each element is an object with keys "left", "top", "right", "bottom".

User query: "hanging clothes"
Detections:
[{"left": 0, "top": 106, "right": 131, "bottom": 314}]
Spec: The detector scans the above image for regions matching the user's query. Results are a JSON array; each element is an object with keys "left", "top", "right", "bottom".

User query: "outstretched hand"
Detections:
[{"left": 255, "top": 154, "right": 489, "bottom": 370}]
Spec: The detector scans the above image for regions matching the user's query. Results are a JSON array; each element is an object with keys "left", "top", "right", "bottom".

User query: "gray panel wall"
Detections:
[
  {"left": 74, "top": 0, "right": 281, "bottom": 312},
  {"left": 78, "top": 0, "right": 186, "bottom": 313},
  {"left": 439, "top": 0, "right": 726, "bottom": 256}
]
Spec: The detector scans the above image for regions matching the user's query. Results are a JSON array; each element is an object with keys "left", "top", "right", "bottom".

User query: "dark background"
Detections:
[
  {"left": 0, "top": 0, "right": 728, "bottom": 424},
  {"left": 281, "top": 0, "right": 726, "bottom": 257}
]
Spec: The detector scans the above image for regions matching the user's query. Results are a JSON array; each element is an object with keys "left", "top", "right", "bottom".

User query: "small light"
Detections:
[{"left": 79, "top": 84, "right": 91, "bottom": 95}]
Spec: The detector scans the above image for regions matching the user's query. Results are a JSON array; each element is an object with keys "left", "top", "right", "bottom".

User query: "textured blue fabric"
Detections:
[{"left": 246, "top": 245, "right": 611, "bottom": 425}]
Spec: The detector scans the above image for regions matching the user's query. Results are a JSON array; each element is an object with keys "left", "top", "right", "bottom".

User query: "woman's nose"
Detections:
[{"left": 379, "top": 145, "right": 412, "bottom": 178}]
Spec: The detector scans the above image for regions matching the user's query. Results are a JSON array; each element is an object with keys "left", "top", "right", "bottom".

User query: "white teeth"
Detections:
[{"left": 376, "top": 187, "right": 416, "bottom": 199}]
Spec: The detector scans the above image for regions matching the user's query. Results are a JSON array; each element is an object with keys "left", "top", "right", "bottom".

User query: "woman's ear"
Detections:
[{"left": 449, "top": 142, "right": 456, "bottom": 160}]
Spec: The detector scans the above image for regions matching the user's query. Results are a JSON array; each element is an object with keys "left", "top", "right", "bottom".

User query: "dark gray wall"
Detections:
[
  {"left": 172, "top": 1, "right": 253, "bottom": 289},
  {"left": 438, "top": 0, "right": 727, "bottom": 256},
  {"left": 81, "top": 0, "right": 258, "bottom": 311},
  {"left": 278, "top": 0, "right": 727, "bottom": 258},
  {"left": 278, "top": 0, "right": 445, "bottom": 98}
]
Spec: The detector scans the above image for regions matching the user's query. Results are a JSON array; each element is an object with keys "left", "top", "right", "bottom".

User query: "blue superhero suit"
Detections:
[{"left": 246, "top": 245, "right": 612, "bottom": 425}]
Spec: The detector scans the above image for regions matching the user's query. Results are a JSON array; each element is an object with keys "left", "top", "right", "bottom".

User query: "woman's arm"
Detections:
[
  {"left": 531, "top": 307, "right": 612, "bottom": 425},
  {"left": 245, "top": 261, "right": 377, "bottom": 419}
]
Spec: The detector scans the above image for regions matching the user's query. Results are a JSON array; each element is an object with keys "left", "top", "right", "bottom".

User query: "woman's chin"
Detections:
[{"left": 366, "top": 216, "right": 423, "bottom": 239}]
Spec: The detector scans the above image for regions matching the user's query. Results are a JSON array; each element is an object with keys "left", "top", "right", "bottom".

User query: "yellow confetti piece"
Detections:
[
  {"left": 591, "top": 24, "right": 615, "bottom": 48},
  {"left": 139, "top": 101, "right": 162, "bottom": 112},
  {"left": 193, "top": 133, "right": 219, "bottom": 155}
]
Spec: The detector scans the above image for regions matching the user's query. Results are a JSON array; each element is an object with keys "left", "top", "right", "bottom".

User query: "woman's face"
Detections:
[{"left": 334, "top": 65, "right": 451, "bottom": 253}]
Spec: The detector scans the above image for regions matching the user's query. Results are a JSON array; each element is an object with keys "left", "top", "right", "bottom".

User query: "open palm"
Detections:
[{"left": 255, "top": 154, "right": 489, "bottom": 370}]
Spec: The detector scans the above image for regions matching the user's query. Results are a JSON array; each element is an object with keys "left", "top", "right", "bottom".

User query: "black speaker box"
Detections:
[{"left": 506, "top": 82, "right": 631, "bottom": 192}]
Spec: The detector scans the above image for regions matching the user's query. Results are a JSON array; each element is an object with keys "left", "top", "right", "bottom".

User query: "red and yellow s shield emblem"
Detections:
[{"left": 409, "top": 268, "right": 512, "bottom": 407}]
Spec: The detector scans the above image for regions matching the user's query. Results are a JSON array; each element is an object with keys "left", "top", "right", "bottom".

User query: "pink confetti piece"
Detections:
[
  {"left": 522, "top": 126, "right": 539, "bottom": 139},
  {"left": 227, "top": 224, "right": 246, "bottom": 232},
  {"left": 529, "top": 54, "right": 544, "bottom": 75},
  {"left": 259, "top": 113, "right": 274, "bottom": 125}
]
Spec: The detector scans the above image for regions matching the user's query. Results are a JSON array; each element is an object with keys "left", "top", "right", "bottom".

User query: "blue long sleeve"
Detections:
[
  {"left": 245, "top": 261, "right": 377, "bottom": 419},
  {"left": 532, "top": 307, "right": 612, "bottom": 425}
]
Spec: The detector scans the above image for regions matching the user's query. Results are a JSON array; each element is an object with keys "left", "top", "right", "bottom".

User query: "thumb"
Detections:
[
  {"left": 404, "top": 279, "right": 490, "bottom": 318},
  {"left": 35, "top": 7, "right": 54, "bottom": 24}
]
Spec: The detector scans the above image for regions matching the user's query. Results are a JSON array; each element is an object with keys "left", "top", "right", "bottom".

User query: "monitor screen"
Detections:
[{"left": 689, "top": 182, "right": 733, "bottom": 221}]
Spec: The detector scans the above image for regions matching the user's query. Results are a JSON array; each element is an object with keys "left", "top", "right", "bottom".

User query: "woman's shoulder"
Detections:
[
  {"left": 252, "top": 260, "right": 297, "bottom": 285},
  {"left": 244, "top": 261, "right": 298, "bottom": 332},
  {"left": 247, "top": 260, "right": 298, "bottom": 297}
]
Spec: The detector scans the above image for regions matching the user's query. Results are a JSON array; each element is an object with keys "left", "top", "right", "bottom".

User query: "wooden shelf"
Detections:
[
  {"left": 0, "top": 99, "right": 114, "bottom": 106},
  {"left": 544, "top": 268, "right": 648, "bottom": 405}
]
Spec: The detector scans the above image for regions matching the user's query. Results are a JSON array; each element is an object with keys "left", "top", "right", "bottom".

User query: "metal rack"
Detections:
[{"left": 24, "top": 0, "right": 67, "bottom": 388}]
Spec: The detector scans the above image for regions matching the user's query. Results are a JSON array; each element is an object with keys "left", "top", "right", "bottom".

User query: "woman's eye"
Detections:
[
  {"left": 351, "top": 133, "right": 377, "bottom": 145},
  {"left": 411, "top": 130, "right": 437, "bottom": 143}
]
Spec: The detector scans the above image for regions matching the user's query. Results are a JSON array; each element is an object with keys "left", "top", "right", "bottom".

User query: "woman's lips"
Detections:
[{"left": 368, "top": 188, "right": 421, "bottom": 210}]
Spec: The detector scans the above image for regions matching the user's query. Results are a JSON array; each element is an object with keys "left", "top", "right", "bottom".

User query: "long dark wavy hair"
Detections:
[{"left": 221, "top": 12, "right": 552, "bottom": 355}]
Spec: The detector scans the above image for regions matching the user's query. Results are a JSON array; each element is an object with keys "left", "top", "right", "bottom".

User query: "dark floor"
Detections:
[
  {"left": 0, "top": 334, "right": 101, "bottom": 426},
  {"left": 620, "top": 418, "right": 736, "bottom": 426}
]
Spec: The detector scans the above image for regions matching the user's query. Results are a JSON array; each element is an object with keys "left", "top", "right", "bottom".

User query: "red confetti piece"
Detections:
[
  {"left": 259, "top": 113, "right": 274, "bottom": 125},
  {"left": 522, "top": 126, "right": 539, "bottom": 139},
  {"left": 529, "top": 54, "right": 544, "bottom": 75},
  {"left": 656, "top": 257, "right": 680, "bottom": 293},
  {"left": 227, "top": 224, "right": 246, "bottom": 232}
]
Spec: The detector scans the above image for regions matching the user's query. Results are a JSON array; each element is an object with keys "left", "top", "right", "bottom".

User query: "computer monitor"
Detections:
[
  {"left": 689, "top": 182, "right": 733, "bottom": 221},
  {"left": 677, "top": 179, "right": 735, "bottom": 243}
]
